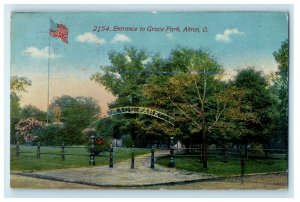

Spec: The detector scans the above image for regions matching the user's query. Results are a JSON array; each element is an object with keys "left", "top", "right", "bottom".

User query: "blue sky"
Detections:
[{"left": 11, "top": 12, "right": 288, "bottom": 111}]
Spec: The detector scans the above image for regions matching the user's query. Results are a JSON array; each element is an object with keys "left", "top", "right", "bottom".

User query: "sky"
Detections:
[{"left": 10, "top": 12, "right": 289, "bottom": 113}]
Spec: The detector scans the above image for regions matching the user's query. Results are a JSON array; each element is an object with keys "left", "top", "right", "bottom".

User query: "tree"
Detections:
[
  {"left": 91, "top": 47, "right": 167, "bottom": 146},
  {"left": 91, "top": 47, "right": 149, "bottom": 107},
  {"left": 46, "top": 95, "right": 101, "bottom": 145},
  {"left": 10, "top": 76, "right": 32, "bottom": 92},
  {"left": 272, "top": 39, "right": 288, "bottom": 148},
  {"left": 10, "top": 76, "right": 32, "bottom": 144},
  {"left": 20, "top": 105, "right": 47, "bottom": 122},
  {"left": 234, "top": 68, "right": 276, "bottom": 151},
  {"left": 144, "top": 48, "right": 255, "bottom": 168}
]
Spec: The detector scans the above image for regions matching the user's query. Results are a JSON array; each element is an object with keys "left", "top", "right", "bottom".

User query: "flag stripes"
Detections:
[{"left": 49, "top": 19, "right": 68, "bottom": 44}]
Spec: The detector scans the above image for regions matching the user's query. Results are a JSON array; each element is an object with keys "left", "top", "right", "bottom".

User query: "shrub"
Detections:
[
  {"left": 83, "top": 128, "right": 112, "bottom": 155},
  {"left": 15, "top": 118, "right": 46, "bottom": 144},
  {"left": 123, "top": 135, "right": 134, "bottom": 148}
]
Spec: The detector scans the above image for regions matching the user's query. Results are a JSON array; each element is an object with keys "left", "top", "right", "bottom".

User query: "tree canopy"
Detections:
[
  {"left": 32, "top": 95, "right": 101, "bottom": 145},
  {"left": 10, "top": 76, "right": 32, "bottom": 144},
  {"left": 272, "top": 39, "right": 289, "bottom": 147}
]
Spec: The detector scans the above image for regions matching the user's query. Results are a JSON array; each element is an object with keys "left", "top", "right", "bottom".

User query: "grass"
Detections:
[
  {"left": 156, "top": 155, "right": 288, "bottom": 177},
  {"left": 10, "top": 145, "right": 149, "bottom": 172}
]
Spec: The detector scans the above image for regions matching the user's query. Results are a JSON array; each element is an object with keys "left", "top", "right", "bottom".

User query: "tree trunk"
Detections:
[
  {"left": 202, "top": 128, "right": 208, "bottom": 168},
  {"left": 201, "top": 108, "right": 208, "bottom": 168}
]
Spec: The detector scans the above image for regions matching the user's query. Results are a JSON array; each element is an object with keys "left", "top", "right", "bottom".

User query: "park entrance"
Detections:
[{"left": 93, "top": 106, "right": 175, "bottom": 126}]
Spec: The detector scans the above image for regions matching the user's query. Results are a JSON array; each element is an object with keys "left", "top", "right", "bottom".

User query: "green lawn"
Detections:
[
  {"left": 10, "top": 145, "right": 149, "bottom": 172},
  {"left": 156, "top": 155, "right": 288, "bottom": 177}
]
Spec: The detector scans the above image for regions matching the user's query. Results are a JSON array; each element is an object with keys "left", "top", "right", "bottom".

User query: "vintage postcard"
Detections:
[{"left": 9, "top": 11, "right": 289, "bottom": 192}]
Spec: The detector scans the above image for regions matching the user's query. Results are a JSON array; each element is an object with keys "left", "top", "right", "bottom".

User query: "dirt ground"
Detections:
[{"left": 10, "top": 173, "right": 287, "bottom": 190}]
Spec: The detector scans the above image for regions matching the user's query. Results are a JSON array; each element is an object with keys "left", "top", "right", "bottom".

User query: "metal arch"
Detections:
[{"left": 91, "top": 106, "right": 175, "bottom": 126}]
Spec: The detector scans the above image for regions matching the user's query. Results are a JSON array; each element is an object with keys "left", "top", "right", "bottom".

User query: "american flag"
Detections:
[{"left": 49, "top": 19, "right": 68, "bottom": 44}]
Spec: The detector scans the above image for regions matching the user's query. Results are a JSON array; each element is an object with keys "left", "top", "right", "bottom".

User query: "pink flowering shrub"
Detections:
[{"left": 15, "top": 118, "right": 46, "bottom": 144}]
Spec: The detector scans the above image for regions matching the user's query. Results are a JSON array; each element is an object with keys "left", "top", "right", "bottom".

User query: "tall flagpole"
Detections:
[{"left": 47, "top": 17, "right": 51, "bottom": 124}]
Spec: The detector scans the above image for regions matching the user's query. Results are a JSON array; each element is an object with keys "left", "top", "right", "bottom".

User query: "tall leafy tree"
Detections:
[
  {"left": 91, "top": 47, "right": 164, "bottom": 146},
  {"left": 91, "top": 47, "right": 149, "bottom": 107},
  {"left": 46, "top": 95, "right": 101, "bottom": 145},
  {"left": 234, "top": 68, "right": 275, "bottom": 150},
  {"left": 20, "top": 105, "right": 47, "bottom": 122},
  {"left": 144, "top": 48, "right": 255, "bottom": 168},
  {"left": 10, "top": 76, "right": 32, "bottom": 144},
  {"left": 272, "top": 39, "right": 289, "bottom": 147}
]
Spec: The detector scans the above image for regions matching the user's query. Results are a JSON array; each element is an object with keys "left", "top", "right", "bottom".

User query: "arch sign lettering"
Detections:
[{"left": 93, "top": 107, "right": 175, "bottom": 126}]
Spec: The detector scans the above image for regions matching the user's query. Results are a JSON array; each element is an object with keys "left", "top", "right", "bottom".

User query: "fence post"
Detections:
[
  {"left": 16, "top": 142, "right": 20, "bottom": 157},
  {"left": 244, "top": 143, "right": 248, "bottom": 161},
  {"left": 151, "top": 145, "right": 155, "bottom": 169},
  {"left": 61, "top": 142, "right": 65, "bottom": 161},
  {"left": 37, "top": 142, "right": 40, "bottom": 159},
  {"left": 224, "top": 143, "right": 228, "bottom": 163},
  {"left": 90, "top": 135, "right": 96, "bottom": 166},
  {"left": 169, "top": 136, "right": 175, "bottom": 168},
  {"left": 240, "top": 155, "right": 246, "bottom": 183},
  {"left": 131, "top": 144, "right": 135, "bottom": 169},
  {"left": 109, "top": 145, "right": 113, "bottom": 168}
]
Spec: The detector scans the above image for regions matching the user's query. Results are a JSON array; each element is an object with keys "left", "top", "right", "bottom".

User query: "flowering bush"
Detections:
[
  {"left": 82, "top": 128, "right": 111, "bottom": 155},
  {"left": 15, "top": 118, "right": 46, "bottom": 144}
]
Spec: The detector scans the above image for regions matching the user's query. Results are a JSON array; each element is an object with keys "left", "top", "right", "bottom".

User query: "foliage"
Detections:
[
  {"left": 82, "top": 127, "right": 111, "bottom": 155},
  {"left": 46, "top": 95, "right": 101, "bottom": 145},
  {"left": 144, "top": 48, "right": 257, "bottom": 168},
  {"left": 272, "top": 39, "right": 289, "bottom": 148},
  {"left": 91, "top": 46, "right": 286, "bottom": 168},
  {"left": 15, "top": 118, "right": 46, "bottom": 144},
  {"left": 10, "top": 76, "right": 32, "bottom": 93},
  {"left": 208, "top": 86, "right": 257, "bottom": 142},
  {"left": 20, "top": 105, "right": 47, "bottom": 122},
  {"left": 35, "top": 124, "right": 63, "bottom": 146},
  {"left": 10, "top": 93, "right": 21, "bottom": 144},
  {"left": 273, "top": 39, "right": 289, "bottom": 75},
  {"left": 122, "top": 134, "right": 134, "bottom": 148},
  {"left": 10, "top": 76, "right": 32, "bottom": 144},
  {"left": 234, "top": 68, "right": 276, "bottom": 145},
  {"left": 91, "top": 47, "right": 149, "bottom": 106},
  {"left": 91, "top": 47, "right": 174, "bottom": 147}
]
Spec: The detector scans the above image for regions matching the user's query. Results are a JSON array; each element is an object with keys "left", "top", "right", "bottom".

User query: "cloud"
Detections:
[
  {"left": 166, "top": 32, "right": 175, "bottom": 40},
  {"left": 219, "top": 69, "right": 238, "bottom": 81},
  {"left": 142, "top": 57, "right": 152, "bottom": 65},
  {"left": 215, "top": 28, "right": 244, "bottom": 43},
  {"left": 23, "top": 47, "right": 60, "bottom": 59},
  {"left": 111, "top": 33, "right": 131, "bottom": 43},
  {"left": 76, "top": 32, "right": 106, "bottom": 45},
  {"left": 125, "top": 55, "right": 132, "bottom": 62}
]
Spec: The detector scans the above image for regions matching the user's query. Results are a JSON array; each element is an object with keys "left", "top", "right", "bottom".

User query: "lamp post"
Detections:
[
  {"left": 169, "top": 136, "right": 175, "bottom": 167},
  {"left": 61, "top": 142, "right": 65, "bottom": 161},
  {"left": 151, "top": 145, "right": 155, "bottom": 169},
  {"left": 109, "top": 145, "right": 113, "bottom": 168},
  {"left": 131, "top": 143, "right": 135, "bottom": 169},
  {"left": 37, "top": 142, "right": 41, "bottom": 159}
]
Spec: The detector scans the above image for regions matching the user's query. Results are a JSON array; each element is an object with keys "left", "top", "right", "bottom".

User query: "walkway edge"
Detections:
[{"left": 10, "top": 171, "right": 287, "bottom": 188}]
